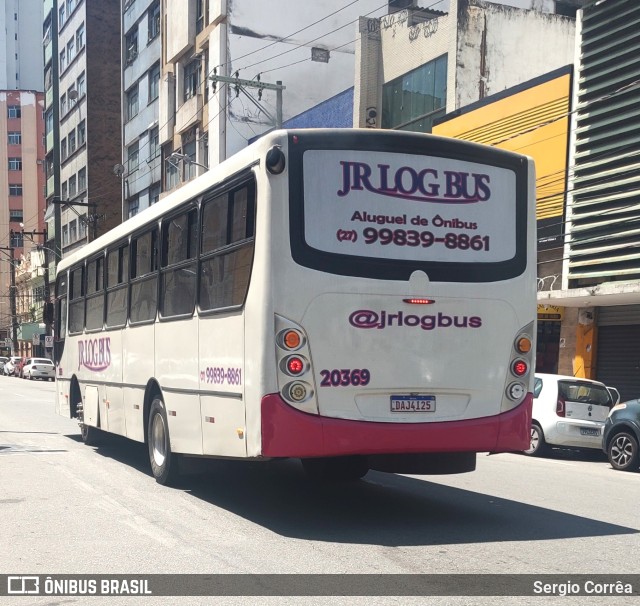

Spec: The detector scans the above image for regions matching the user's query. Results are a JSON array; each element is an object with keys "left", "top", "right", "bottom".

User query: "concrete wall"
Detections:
[{"left": 455, "top": 0, "right": 576, "bottom": 109}]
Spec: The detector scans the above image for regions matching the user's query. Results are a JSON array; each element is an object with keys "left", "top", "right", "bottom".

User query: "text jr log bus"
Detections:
[{"left": 53, "top": 129, "right": 536, "bottom": 484}]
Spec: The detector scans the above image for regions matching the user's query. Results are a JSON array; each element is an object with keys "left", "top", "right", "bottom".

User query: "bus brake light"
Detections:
[
  {"left": 512, "top": 359, "right": 528, "bottom": 377},
  {"left": 403, "top": 298, "right": 435, "bottom": 305},
  {"left": 287, "top": 357, "right": 304, "bottom": 375}
]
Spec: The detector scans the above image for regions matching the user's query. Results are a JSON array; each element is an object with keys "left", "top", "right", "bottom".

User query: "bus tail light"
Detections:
[
  {"left": 279, "top": 329, "right": 303, "bottom": 351},
  {"left": 285, "top": 381, "right": 313, "bottom": 403},
  {"left": 511, "top": 359, "right": 528, "bottom": 377},
  {"left": 502, "top": 322, "right": 535, "bottom": 411},
  {"left": 506, "top": 382, "right": 526, "bottom": 401},
  {"left": 556, "top": 397, "right": 566, "bottom": 417},
  {"left": 282, "top": 355, "right": 306, "bottom": 376},
  {"left": 275, "top": 315, "right": 318, "bottom": 415},
  {"left": 515, "top": 335, "right": 532, "bottom": 354}
]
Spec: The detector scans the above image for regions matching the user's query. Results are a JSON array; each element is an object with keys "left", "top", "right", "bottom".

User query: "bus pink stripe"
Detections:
[{"left": 261, "top": 394, "right": 532, "bottom": 457}]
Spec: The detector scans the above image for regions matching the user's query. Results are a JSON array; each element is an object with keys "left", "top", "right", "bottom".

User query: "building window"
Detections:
[
  {"left": 61, "top": 138, "right": 67, "bottom": 161},
  {"left": 149, "top": 127, "right": 159, "bottom": 160},
  {"left": 8, "top": 132, "right": 21, "bottom": 145},
  {"left": 76, "top": 22, "right": 85, "bottom": 49},
  {"left": 66, "top": 0, "right": 76, "bottom": 16},
  {"left": 126, "top": 28, "right": 138, "bottom": 64},
  {"left": 382, "top": 55, "right": 448, "bottom": 133},
  {"left": 8, "top": 105, "right": 21, "bottom": 118},
  {"left": 126, "top": 84, "right": 139, "bottom": 120},
  {"left": 8, "top": 158, "right": 22, "bottom": 170},
  {"left": 78, "top": 217, "right": 87, "bottom": 240},
  {"left": 183, "top": 59, "right": 199, "bottom": 101},
  {"left": 69, "top": 219, "right": 77, "bottom": 243},
  {"left": 62, "top": 181, "right": 68, "bottom": 201},
  {"left": 59, "top": 5, "right": 65, "bottom": 28},
  {"left": 45, "top": 110, "right": 53, "bottom": 134},
  {"left": 165, "top": 153, "right": 179, "bottom": 190},
  {"left": 68, "top": 129, "right": 76, "bottom": 154},
  {"left": 9, "top": 184, "right": 23, "bottom": 196},
  {"left": 78, "top": 120, "right": 86, "bottom": 145},
  {"left": 148, "top": 1, "right": 160, "bottom": 41},
  {"left": 128, "top": 196, "right": 139, "bottom": 218},
  {"left": 149, "top": 183, "right": 161, "bottom": 205},
  {"left": 59, "top": 49, "right": 66, "bottom": 72},
  {"left": 78, "top": 167, "right": 86, "bottom": 191},
  {"left": 9, "top": 209, "right": 23, "bottom": 223},
  {"left": 148, "top": 63, "right": 160, "bottom": 101},
  {"left": 69, "top": 175, "right": 77, "bottom": 198},
  {"left": 196, "top": 0, "right": 208, "bottom": 34},
  {"left": 77, "top": 71, "right": 85, "bottom": 97},
  {"left": 67, "top": 37, "right": 75, "bottom": 62},
  {"left": 128, "top": 141, "right": 140, "bottom": 173},
  {"left": 10, "top": 231, "right": 24, "bottom": 247},
  {"left": 62, "top": 225, "right": 69, "bottom": 246},
  {"left": 183, "top": 138, "right": 197, "bottom": 181},
  {"left": 61, "top": 93, "right": 67, "bottom": 116}
]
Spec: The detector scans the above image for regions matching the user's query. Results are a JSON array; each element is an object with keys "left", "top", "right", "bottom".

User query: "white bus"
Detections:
[{"left": 53, "top": 129, "right": 536, "bottom": 484}]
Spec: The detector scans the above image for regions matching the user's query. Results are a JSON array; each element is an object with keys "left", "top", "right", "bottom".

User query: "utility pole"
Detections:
[
  {"left": 0, "top": 242, "right": 18, "bottom": 354},
  {"left": 21, "top": 228, "right": 52, "bottom": 355},
  {"left": 209, "top": 73, "right": 286, "bottom": 128}
]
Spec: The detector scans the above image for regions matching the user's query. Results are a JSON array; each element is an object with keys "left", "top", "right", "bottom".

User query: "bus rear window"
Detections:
[{"left": 289, "top": 141, "right": 528, "bottom": 282}]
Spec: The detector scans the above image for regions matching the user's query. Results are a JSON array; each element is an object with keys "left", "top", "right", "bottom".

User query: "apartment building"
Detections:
[{"left": 43, "top": 0, "right": 122, "bottom": 259}]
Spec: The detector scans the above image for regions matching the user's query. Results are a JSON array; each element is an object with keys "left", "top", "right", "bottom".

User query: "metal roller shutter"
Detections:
[{"left": 596, "top": 312, "right": 640, "bottom": 402}]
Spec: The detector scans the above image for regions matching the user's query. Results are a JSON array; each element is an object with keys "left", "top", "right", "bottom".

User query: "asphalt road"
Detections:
[{"left": 1, "top": 375, "right": 638, "bottom": 605}]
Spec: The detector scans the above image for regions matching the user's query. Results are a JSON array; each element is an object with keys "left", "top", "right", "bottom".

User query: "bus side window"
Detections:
[
  {"left": 85, "top": 256, "right": 105, "bottom": 330},
  {"left": 106, "top": 244, "right": 129, "bottom": 328},
  {"left": 55, "top": 275, "right": 67, "bottom": 340},
  {"left": 199, "top": 181, "right": 255, "bottom": 312},
  {"left": 68, "top": 265, "right": 85, "bottom": 334},
  {"left": 160, "top": 209, "right": 197, "bottom": 318},
  {"left": 130, "top": 230, "right": 158, "bottom": 324}
]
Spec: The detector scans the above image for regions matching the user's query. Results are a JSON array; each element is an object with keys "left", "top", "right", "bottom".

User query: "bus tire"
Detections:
[
  {"left": 73, "top": 380, "right": 102, "bottom": 446},
  {"left": 302, "top": 456, "right": 369, "bottom": 482},
  {"left": 148, "top": 396, "right": 180, "bottom": 485},
  {"left": 80, "top": 422, "right": 102, "bottom": 446}
]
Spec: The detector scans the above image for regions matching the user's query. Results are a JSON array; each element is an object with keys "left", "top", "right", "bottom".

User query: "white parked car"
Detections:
[
  {"left": 22, "top": 358, "right": 55, "bottom": 381},
  {"left": 525, "top": 373, "right": 613, "bottom": 456}
]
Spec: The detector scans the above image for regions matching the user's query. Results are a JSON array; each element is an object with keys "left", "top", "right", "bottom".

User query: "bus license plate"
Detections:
[
  {"left": 390, "top": 395, "right": 436, "bottom": 412},
  {"left": 580, "top": 427, "right": 600, "bottom": 437}
]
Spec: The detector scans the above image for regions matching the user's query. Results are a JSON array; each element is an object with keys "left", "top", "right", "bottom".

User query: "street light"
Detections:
[{"left": 169, "top": 151, "right": 209, "bottom": 170}]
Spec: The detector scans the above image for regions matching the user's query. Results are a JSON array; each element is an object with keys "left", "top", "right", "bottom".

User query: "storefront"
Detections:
[{"left": 536, "top": 304, "right": 562, "bottom": 374}]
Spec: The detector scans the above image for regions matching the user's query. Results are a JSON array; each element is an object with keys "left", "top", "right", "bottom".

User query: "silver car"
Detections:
[{"left": 22, "top": 358, "right": 55, "bottom": 381}]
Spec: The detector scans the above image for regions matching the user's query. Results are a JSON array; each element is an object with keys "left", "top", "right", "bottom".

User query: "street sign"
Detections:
[
  {"left": 32, "top": 334, "right": 40, "bottom": 345},
  {"left": 45, "top": 336, "right": 54, "bottom": 349},
  {"left": 3, "top": 338, "right": 11, "bottom": 347}
]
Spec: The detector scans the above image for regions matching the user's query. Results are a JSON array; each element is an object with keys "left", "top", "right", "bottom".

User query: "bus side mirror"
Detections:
[{"left": 43, "top": 302, "right": 54, "bottom": 325}]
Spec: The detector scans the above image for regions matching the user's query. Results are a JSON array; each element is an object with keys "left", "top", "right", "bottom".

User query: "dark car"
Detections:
[{"left": 602, "top": 400, "right": 640, "bottom": 472}]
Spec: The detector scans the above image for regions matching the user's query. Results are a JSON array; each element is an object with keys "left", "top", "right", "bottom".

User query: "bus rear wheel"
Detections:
[
  {"left": 148, "top": 396, "right": 180, "bottom": 485},
  {"left": 302, "top": 456, "right": 369, "bottom": 482}
]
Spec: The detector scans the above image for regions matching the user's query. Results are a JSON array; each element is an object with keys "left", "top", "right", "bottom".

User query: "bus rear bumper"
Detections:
[{"left": 261, "top": 393, "right": 532, "bottom": 458}]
